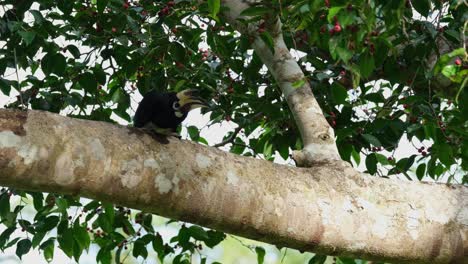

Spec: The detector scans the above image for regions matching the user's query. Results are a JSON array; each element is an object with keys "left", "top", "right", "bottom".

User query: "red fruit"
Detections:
[
  {"left": 123, "top": 2, "right": 129, "bottom": 9},
  {"left": 227, "top": 86, "right": 234, "bottom": 93},
  {"left": 171, "top": 27, "right": 178, "bottom": 34},
  {"left": 325, "top": 0, "right": 330, "bottom": 7},
  {"left": 167, "top": 1, "right": 175, "bottom": 7},
  {"left": 387, "top": 157, "right": 393, "bottom": 161},
  {"left": 333, "top": 23, "right": 342, "bottom": 33},
  {"left": 331, "top": 120, "right": 336, "bottom": 127},
  {"left": 403, "top": 104, "right": 409, "bottom": 109},
  {"left": 455, "top": 58, "right": 462, "bottom": 66},
  {"left": 258, "top": 28, "right": 266, "bottom": 34},
  {"left": 111, "top": 27, "right": 117, "bottom": 33},
  {"left": 225, "top": 115, "right": 231, "bottom": 121},
  {"left": 421, "top": 151, "right": 427, "bottom": 157},
  {"left": 340, "top": 70, "right": 346, "bottom": 76}
]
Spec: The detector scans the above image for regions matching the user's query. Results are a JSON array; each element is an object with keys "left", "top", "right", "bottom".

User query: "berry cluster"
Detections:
[{"left": 158, "top": 1, "right": 175, "bottom": 17}]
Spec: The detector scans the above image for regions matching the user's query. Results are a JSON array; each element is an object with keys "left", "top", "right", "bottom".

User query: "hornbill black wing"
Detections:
[{"left": 134, "top": 90, "right": 170, "bottom": 128}]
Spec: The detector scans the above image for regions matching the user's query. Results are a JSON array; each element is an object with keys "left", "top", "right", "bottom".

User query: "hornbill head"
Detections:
[{"left": 173, "top": 89, "right": 209, "bottom": 117}]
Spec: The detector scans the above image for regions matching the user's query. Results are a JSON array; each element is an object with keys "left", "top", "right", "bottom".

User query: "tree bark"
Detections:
[
  {"left": 218, "top": 0, "right": 340, "bottom": 167},
  {"left": 0, "top": 109, "right": 466, "bottom": 264}
]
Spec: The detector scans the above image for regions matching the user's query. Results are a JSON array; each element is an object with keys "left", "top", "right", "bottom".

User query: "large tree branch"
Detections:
[
  {"left": 219, "top": 0, "right": 340, "bottom": 167},
  {"left": 0, "top": 109, "right": 466, "bottom": 263}
]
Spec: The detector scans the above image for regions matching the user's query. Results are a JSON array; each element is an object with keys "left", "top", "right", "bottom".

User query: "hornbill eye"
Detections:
[{"left": 172, "top": 101, "right": 180, "bottom": 110}]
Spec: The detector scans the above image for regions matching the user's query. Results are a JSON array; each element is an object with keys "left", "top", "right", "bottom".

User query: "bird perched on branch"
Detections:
[{"left": 134, "top": 89, "right": 208, "bottom": 136}]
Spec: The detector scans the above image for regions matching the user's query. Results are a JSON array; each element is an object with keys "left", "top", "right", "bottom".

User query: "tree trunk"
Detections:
[{"left": 0, "top": 109, "right": 466, "bottom": 263}]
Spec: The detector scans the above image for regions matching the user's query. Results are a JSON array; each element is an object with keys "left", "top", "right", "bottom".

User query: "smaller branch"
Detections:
[
  {"left": 213, "top": 126, "right": 243, "bottom": 147},
  {"left": 212, "top": 112, "right": 263, "bottom": 148}
]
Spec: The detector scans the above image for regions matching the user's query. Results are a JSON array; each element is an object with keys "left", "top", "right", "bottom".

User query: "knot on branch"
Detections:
[
  {"left": 292, "top": 146, "right": 341, "bottom": 168},
  {"left": 319, "top": 133, "right": 330, "bottom": 141}
]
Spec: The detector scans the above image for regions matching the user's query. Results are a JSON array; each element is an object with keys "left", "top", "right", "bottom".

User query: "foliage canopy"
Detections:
[{"left": 0, "top": 0, "right": 466, "bottom": 263}]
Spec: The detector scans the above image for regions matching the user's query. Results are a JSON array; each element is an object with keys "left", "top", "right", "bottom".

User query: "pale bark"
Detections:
[
  {"left": 0, "top": 109, "right": 466, "bottom": 264},
  {"left": 219, "top": 0, "right": 341, "bottom": 167}
]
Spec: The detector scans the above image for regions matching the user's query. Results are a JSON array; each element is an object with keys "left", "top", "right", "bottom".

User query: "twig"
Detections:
[
  {"left": 213, "top": 125, "right": 243, "bottom": 147},
  {"left": 212, "top": 112, "right": 263, "bottom": 147}
]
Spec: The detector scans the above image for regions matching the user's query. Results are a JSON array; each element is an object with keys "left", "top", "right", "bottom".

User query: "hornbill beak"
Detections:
[{"left": 176, "top": 89, "right": 209, "bottom": 111}]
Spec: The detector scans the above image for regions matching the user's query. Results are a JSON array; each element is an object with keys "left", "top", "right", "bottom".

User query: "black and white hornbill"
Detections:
[{"left": 134, "top": 89, "right": 208, "bottom": 136}]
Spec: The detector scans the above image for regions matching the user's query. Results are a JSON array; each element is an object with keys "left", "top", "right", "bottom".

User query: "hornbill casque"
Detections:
[{"left": 133, "top": 89, "right": 208, "bottom": 136}]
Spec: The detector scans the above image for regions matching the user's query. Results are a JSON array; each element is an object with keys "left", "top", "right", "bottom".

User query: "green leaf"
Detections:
[
  {"left": 187, "top": 126, "right": 200, "bottom": 140},
  {"left": 362, "top": 134, "right": 382, "bottom": 147},
  {"left": 0, "top": 78, "right": 13, "bottom": 95},
  {"left": 93, "top": 66, "right": 107, "bottom": 85},
  {"left": 0, "top": 192, "right": 10, "bottom": 220},
  {"left": 40, "top": 239, "right": 55, "bottom": 262},
  {"left": 0, "top": 227, "right": 15, "bottom": 248},
  {"left": 437, "top": 144, "right": 453, "bottom": 167},
  {"left": 205, "top": 230, "right": 225, "bottom": 248},
  {"left": 366, "top": 153, "right": 378, "bottom": 175},
  {"left": 396, "top": 155, "right": 416, "bottom": 173},
  {"left": 30, "top": 192, "right": 43, "bottom": 210},
  {"left": 97, "top": 213, "right": 112, "bottom": 233},
  {"left": 351, "top": 147, "right": 360, "bottom": 165},
  {"left": 263, "top": 141, "right": 273, "bottom": 159},
  {"left": 97, "top": 248, "right": 111, "bottom": 264},
  {"left": 331, "top": 82, "right": 347, "bottom": 104},
  {"left": 336, "top": 47, "right": 353, "bottom": 63},
  {"left": 207, "top": 0, "right": 221, "bottom": 18},
  {"left": 41, "top": 53, "right": 66, "bottom": 76},
  {"left": 58, "top": 228, "right": 74, "bottom": 257},
  {"left": 255, "top": 246, "right": 265, "bottom": 264},
  {"left": 133, "top": 239, "right": 148, "bottom": 259},
  {"left": 29, "top": 10, "right": 44, "bottom": 25},
  {"left": 375, "top": 153, "right": 390, "bottom": 165},
  {"left": 309, "top": 254, "right": 327, "bottom": 264},
  {"left": 240, "top": 6, "right": 270, "bottom": 17},
  {"left": 364, "top": 92, "right": 385, "bottom": 103},
  {"left": 32, "top": 231, "right": 46, "bottom": 248},
  {"left": 78, "top": 72, "right": 97, "bottom": 92},
  {"left": 18, "top": 31, "right": 36, "bottom": 46},
  {"left": 66, "top": 45, "right": 81, "bottom": 59},
  {"left": 73, "top": 223, "right": 90, "bottom": 251},
  {"left": 260, "top": 32, "right": 275, "bottom": 54},
  {"left": 292, "top": 79, "right": 306, "bottom": 89},
  {"left": 188, "top": 226, "right": 209, "bottom": 241},
  {"left": 174, "top": 80, "right": 186, "bottom": 91},
  {"left": 327, "top": 7, "right": 343, "bottom": 23},
  {"left": 359, "top": 52, "right": 375, "bottom": 78},
  {"left": 152, "top": 234, "right": 165, "bottom": 261},
  {"left": 441, "top": 65, "right": 457, "bottom": 78},
  {"left": 55, "top": 197, "right": 68, "bottom": 213},
  {"left": 416, "top": 163, "right": 426, "bottom": 180},
  {"left": 36, "top": 215, "right": 60, "bottom": 232},
  {"left": 411, "top": 0, "right": 430, "bottom": 17},
  {"left": 97, "top": 0, "right": 109, "bottom": 13},
  {"left": 16, "top": 239, "right": 32, "bottom": 259}
]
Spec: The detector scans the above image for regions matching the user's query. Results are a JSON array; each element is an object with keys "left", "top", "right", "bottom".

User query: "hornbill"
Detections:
[{"left": 134, "top": 89, "right": 208, "bottom": 136}]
